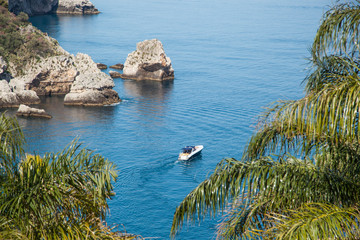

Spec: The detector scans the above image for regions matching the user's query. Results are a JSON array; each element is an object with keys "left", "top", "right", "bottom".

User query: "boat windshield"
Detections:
[{"left": 182, "top": 147, "right": 194, "bottom": 153}]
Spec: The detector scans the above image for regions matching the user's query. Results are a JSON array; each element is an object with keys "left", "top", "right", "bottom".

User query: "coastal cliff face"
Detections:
[
  {"left": 9, "top": 0, "right": 57, "bottom": 15},
  {"left": 56, "top": 0, "right": 99, "bottom": 15},
  {"left": 0, "top": 6, "right": 120, "bottom": 107},
  {"left": 9, "top": 0, "right": 99, "bottom": 16}
]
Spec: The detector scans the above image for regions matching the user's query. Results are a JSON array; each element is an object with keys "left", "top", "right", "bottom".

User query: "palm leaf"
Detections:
[
  {"left": 266, "top": 203, "right": 360, "bottom": 240},
  {"left": 312, "top": 1, "right": 360, "bottom": 58},
  {"left": 170, "top": 156, "right": 360, "bottom": 238}
]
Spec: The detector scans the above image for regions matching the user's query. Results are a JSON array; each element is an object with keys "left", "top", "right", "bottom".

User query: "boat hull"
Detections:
[{"left": 178, "top": 145, "right": 203, "bottom": 160}]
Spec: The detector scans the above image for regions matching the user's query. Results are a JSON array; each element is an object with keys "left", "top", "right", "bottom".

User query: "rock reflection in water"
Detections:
[
  {"left": 122, "top": 80, "right": 174, "bottom": 126},
  {"left": 14, "top": 95, "right": 117, "bottom": 154},
  {"left": 122, "top": 79, "right": 173, "bottom": 100}
]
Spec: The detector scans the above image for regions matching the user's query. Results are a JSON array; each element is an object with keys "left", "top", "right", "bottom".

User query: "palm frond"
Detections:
[
  {"left": 305, "top": 54, "right": 360, "bottom": 93},
  {"left": 170, "top": 156, "right": 360, "bottom": 238},
  {"left": 266, "top": 203, "right": 360, "bottom": 240},
  {"left": 312, "top": 1, "right": 360, "bottom": 58},
  {"left": 246, "top": 74, "right": 360, "bottom": 160},
  {"left": 0, "top": 140, "right": 119, "bottom": 239},
  {"left": 0, "top": 113, "right": 24, "bottom": 175}
]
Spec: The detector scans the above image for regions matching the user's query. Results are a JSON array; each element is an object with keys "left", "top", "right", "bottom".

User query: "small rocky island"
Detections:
[
  {"left": 9, "top": 0, "right": 99, "bottom": 16},
  {"left": 120, "top": 39, "right": 175, "bottom": 81}
]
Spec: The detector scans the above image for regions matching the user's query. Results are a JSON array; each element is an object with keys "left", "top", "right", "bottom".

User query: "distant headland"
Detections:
[{"left": 9, "top": 0, "right": 99, "bottom": 16}]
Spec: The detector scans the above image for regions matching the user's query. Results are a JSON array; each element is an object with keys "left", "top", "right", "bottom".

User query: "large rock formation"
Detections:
[
  {"left": 9, "top": 0, "right": 57, "bottom": 15},
  {"left": 9, "top": 0, "right": 99, "bottom": 16},
  {"left": 56, "top": 0, "right": 99, "bottom": 15},
  {"left": 0, "top": 23, "right": 120, "bottom": 107},
  {"left": 0, "top": 80, "right": 40, "bottom": 108},
  {"left": 64, "top": 54, "right": 120, "bottom": 106},
  {"left": 10, "top": 55, "right": 77, "bottom": 96},
  {"left": 8, "top": 53, "right": 121, "bottom": 107},
  {"left": 121, "top": 39, "right": 174, "bottom": 81}
]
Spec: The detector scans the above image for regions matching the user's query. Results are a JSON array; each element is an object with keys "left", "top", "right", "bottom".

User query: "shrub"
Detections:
[
  {"left": 0, "top": 0, "right": 8, "bottom": 9},
  {"left": 0, "top": 6, "right": 60, "bottom": 75}
]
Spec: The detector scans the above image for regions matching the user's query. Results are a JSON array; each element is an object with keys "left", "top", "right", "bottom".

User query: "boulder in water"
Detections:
[
  {"left": 109, "top": 63, "right": 124, "bottom": 70},
  {"left": 16, "top": 104, "right": 52, "bottom": 119},
  {"left": 121, "top": 39, "right": 174, "bottom": 81},
  {"left": 109, "top": 71, "right": 122, "bottom": 79},
  {"left": 97, "top": 63, "right": 107, "bottom": 70}
]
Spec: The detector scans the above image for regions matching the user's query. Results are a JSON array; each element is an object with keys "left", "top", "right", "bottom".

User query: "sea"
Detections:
[{"left": 14, "top": 0, "right": 331, "bottom": 238}]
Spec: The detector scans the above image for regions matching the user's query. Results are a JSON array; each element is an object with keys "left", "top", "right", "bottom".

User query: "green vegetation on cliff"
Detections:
[
  {"left": 0, "top": 0, "right": 8, "bottom": 8},
  {"left": 0, "top": 6, "right": 60, "bottom": 75}
]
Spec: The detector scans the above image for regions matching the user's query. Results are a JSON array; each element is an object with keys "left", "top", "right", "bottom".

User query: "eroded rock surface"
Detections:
[
  {"left": 0, "top": 57, "right": 12, "bottom": 81},
  {"left": 109, "top": 71, "right": 122, "bottom": 78},
  {"left": 8, "top": 53, "right": 120, "bottom": 107},
  {"left": 121, "top": 39, "right": 174, "bottom": 81},
  {"left": 110, "top": 63, "right": 124, "bottom": 70},
  {"left": 0, "top": 80, "right": 40, "bottom": 108},
  {"left": 57, "top": 0, "right": 99, "bottom": 15},
  {"left": 9, "top": 0, "right": 58, "bottom": 15},
  {"left": 97, "top": 63, "right": 107, "bottom": 70},
  {"left": 63, "top": 54, "right": 121, "bottom": 106},
  {"left": 16, "top": 104, "right": 52, "bottom": 118},
  {"left": 10, "top": 55, "right": 77, "bottom": 96},
  {"left": 0, "top": 20, "right": 119, "bottom": 107}
]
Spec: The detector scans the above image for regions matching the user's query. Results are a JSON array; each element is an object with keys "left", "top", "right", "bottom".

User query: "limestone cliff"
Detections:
[{"left": 9, "top": 0, "right": 99, "bottom": 16}]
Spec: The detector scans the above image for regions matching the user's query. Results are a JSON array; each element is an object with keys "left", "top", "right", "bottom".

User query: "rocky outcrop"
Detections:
[
  {"left": 63, "top": 54, "right": 121, "bottom": 106},
  {"left": 97, "top": 63, "right": 107, "bottom": 70},
  {"left": 0, "top": 80, "right": 20, "bottom": 108},
  {"left": 56, "top": 0, "right": 99, "bottom": 15},
  {"left": 10, "top": 55, "right": 78, "bottom": 96},
  {"left": 0, "top": 12, "right": 120, "bottom": 107},
  {"left": 0, "top": 80, "right": 40, "bottom": 108},
  {"left": 109, "top": 71, "right": 122, "bottom": 78},
  {"left": 110, "top": 63, "right": 124, "bottom": 70},
  {"left": 121, "top": 39, "right": 174, "bottom": 81},
  {"left": 9, "top": 0, "right": 58, "bottom": 15},
  {"left": 9, "top": 0, "right": 99, "bottom": 16},
  {"left": 8, "top": 52, "right": 120, "bottom": 106},
  {"left": 16, "top": 104, "right": 52, "bottom": 118},
  {"left": 0, "top": 57, "right": 12, "bottom": 81}
]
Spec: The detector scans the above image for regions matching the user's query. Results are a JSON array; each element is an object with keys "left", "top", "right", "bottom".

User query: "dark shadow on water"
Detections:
[
  {"left": 1, "top": 95, "right": 119, "bottom": 154},
  {"left": 122, "top": 79, "right": 174, "bottom": 100},
  {"left": 30, "top": 13, "right": 100, "bottom": 38},
  {"left": 35, "top": 95, "right": 117, "bottom": 122},
  {"left": 122, "top": 79, "right": 174, "bottom": 125},
  {"left": 29, "top": 14, "right": 60, "bottom": 36}
]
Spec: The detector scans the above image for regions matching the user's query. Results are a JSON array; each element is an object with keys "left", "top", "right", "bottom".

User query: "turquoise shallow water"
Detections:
[{"left": 22, "top": 0, "right": 332, "bottom": 238}]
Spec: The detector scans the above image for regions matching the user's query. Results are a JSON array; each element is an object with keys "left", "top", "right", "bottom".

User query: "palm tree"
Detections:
[
  {"left": 0, "top": 113, "right": 133, "bottom": 239},
  {"left": 171, "top": 2, "right": 360, "bottom": 239}
]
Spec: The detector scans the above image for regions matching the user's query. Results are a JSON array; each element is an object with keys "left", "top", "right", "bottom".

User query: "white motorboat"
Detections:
[{"left": 178, "top": 145, "right": 204, "bottom": 160}]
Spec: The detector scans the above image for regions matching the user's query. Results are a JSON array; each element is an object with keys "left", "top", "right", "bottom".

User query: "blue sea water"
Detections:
[{"left": 22, "top": 0, "right": 331, "bottom": 238}]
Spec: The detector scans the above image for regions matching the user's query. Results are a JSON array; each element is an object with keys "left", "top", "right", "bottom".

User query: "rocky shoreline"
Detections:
[
  {"left": 0, "top": 4, "right": 175, "bottom": 114},
  {"left": 0, "top": 15, "right": 121, "bottom": 108}
]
